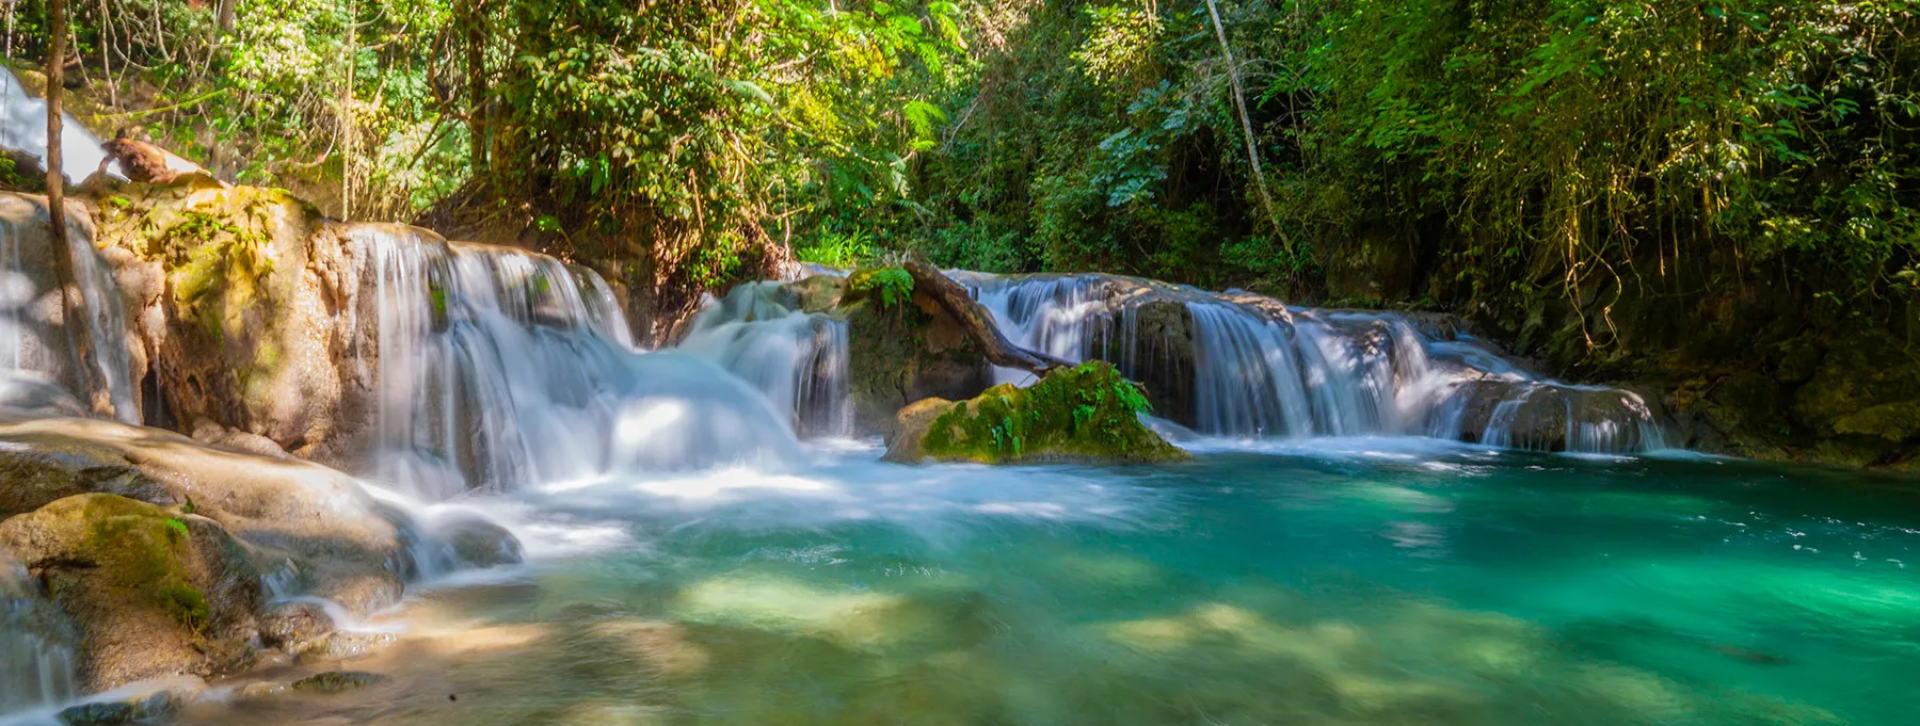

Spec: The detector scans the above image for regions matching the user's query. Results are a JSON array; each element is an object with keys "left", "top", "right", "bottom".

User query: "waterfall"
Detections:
[
  {"left": 0, "top": 196, "right": 138, "bottom": 424},
  {"left": 676, "top": 282, "right": 853, "bottom": 438},
  {"left": 0, "top": 69, "right": 115, "bottom": 182},
  {"left": 959, "top": 273, "right": 1672, "bottom": 454},
  {"left": 0, "top": 559, "right": 76, "bottom": 722},
  {"left": 357, "top": 228, "right": 803, "bottom": 499}
]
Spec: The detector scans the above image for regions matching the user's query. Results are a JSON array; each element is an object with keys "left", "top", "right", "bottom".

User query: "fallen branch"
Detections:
[{"left": 900, "top": 257, "right": 1074, "bottom": 376}]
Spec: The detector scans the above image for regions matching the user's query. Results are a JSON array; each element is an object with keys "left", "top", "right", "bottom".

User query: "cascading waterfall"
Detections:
[
  {"left": 357, "top": 228, "right": 803, "bottom": 500},
  {"left": 960, "top": 273, "right": 1672, "bottom": 453},
  {"left": 676, "top": 283, "right": 853, "bottom": 438},
  {"left": 0, "top": 559, "right": 75, "bottom": 721},
  {"left": 0, "top": 197, "right": 139, "bottom": 424}
]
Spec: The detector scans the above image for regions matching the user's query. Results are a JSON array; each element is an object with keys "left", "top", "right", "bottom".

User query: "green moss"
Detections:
[
  {"left": 918, "top": 362, "right": 1188, "bottom": 464},
  {"left": 47, "top": 495, "right": 214, "bottom": 633}
]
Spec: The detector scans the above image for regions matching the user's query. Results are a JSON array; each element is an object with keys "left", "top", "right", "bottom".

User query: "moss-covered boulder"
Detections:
[
  {"left": 882, "top": 362, "right": 1189, "bottom": 465},
  {"left": 841, "top": 267, "right": 993, "bottom": 435},
  {"left": 0, "top": 494, "right": 262, "bottom": 691},
  {"left": 0, "top": 416, "right": 414, "bottom": 615}
]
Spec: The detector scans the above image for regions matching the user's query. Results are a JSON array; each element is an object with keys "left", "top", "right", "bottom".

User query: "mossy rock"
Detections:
[
  {"left": 840, "top": 267, "right": 992, "bottom": 435},
  {"left": 290, "top": 670, "right": 386, "bottom": 693},
  {"left": 0, "top": 494, "right": 263, "bottom": 691},
  {"left": 883, "top": 362, "right": 1190, "bottom": 465}
]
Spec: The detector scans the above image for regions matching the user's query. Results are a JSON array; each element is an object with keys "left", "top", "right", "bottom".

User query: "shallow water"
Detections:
[{"left": 183, "top": 440, "right": 1917, "bottom": 726}]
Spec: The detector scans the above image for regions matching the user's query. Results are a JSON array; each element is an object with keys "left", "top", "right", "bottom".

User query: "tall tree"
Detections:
[
  {"left": 1203, "top": 0, "right": 1284, "bottom": 250},
  {"left": 43, "top": 0, "right": 109, "bottom": 418}
]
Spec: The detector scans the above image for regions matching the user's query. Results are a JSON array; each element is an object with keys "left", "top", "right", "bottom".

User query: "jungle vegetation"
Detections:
[{"left": 6, "top": 0, "right": 1918, "bottom": 354}]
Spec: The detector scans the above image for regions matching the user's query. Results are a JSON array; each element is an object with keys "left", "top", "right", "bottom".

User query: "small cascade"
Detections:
[
  {"left": 956, "top": 273, "right": 1672, "bottom": 454},
  {"left": 0, "top": 69, "right": 115, "bottom": 181},
  {"left": 0, "top": 197, "right": 139, "bottom": 424},
  {"left": 676, "top": 283, "right": 853, "bottom": 438},
  {"left": 358, "top": 228, "right": 802, "bottom": 499},
  {"left": 0, "top": 559, "right": 76, "bottom": 720}
]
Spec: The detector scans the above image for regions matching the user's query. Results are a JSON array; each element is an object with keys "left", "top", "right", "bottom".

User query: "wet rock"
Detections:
[
  {"left": 783, "top": 274, "right": 845, "bottom": 314},
  {"left": 1446, "top": 380, "right": 1667, "bottom": 452},
  {"left": 0, "top": 417, "right": 412, "bottom": 616},
  {"left": 843, "top": 269, "right": 993, "bottom": 435},
  {"left": 884, "top": 362, "right": 1189, "bottom": 465},
  {"left": 258, "top": 600, "right": 337, "bottom": 650},
  {"left": 0, "top": 495, "right": 261, "bottom": 691},
  {"left": 56, "top": 688, "right": 185, "bottom": 725},
  {"left": 296, "top": 631, "right": 397, "bottom": 663},
  {"left": 432, "top": 515, "right": 525, "bottom": 569},
  {"left": 290, "top": 670, "right": 385, "bottom": 694}
]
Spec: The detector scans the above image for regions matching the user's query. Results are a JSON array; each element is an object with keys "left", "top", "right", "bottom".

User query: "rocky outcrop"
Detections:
[
  {"left": 839, "top": 268, "right": 996, "bottom": 435},
  {"left": 1442, "top": 379, "right": 1668, "bottom": 452},
  {"left": 0, "top": 494, "right": 261, "bottom": 690},
  {"left": 883, "top": 362, "right": 1190, "bottom": 465},
  {"left": 0, "top": 416, "right": 412, "bottom": 614},
  {"left": 88, "top": 180, "right": 381, "bottom": 465},
  {"left": 1678, "top": 327, "right": 1920, "bottom": 467}
]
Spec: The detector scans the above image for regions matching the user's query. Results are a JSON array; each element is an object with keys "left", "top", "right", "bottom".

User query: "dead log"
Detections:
[{"left": 901, "top": 257, "right": 1074, "bottom": 376}]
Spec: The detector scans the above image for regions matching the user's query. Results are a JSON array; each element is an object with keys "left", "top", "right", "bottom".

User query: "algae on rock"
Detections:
[
  {"left": 884, "top": 362, "right": 1189, "bottom": 465},
  {"left": 0, "top": 494, "right": 262, "bottom": 691}
]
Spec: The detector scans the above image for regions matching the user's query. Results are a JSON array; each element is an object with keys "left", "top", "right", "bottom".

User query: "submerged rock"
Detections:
[
  {"left": 289, "top": 670, "right": 386, "bottom": 694},
  {"left": 258, "top": 600, "right": 337, "bottom": 651},
  {"left": 295, "top": 631, "right": 398, "bottom": 663},
  {"left": 431, "top": 514, "right": 525, "bottom": 569},
  {"left": 883, "top": 362, "right": 1189, "bottom": 465},
  {"left": 0, "top": 495, "right": 260, "bottom": 691},
  {"left": 56, "top": 687, "right": 188, "bottom": 725}
]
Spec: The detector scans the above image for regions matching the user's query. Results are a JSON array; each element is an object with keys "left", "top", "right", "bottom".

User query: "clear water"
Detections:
[{"left": 181, "top": 440, "right": 1917, "bottom": 726}]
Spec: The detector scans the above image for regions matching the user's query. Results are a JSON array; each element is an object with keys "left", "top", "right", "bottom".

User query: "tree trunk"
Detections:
[
  {"left": 44, "top": 0, "right": 110, "bottom": 418},
  {"left": 461, "top": 0, "right": 488, "bottom": 173},
  {"left": 901, "top": 258, "right": 1074, "bottom": 376},
  {"left": 1203, "top": 0, "right": 1289, "bottom": 249}
]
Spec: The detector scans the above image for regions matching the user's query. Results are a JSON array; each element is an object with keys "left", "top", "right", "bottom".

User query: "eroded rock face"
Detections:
[
  {"left": 0, "top": 417, "right": 410, "bottom": 614},
  {"left": 884, "top": 362, "right": 1190, "bottom": 465},
  {"left": 87, "top": 181, "right": 382, "bottom": 466},
  {"left": 0, "top": 494, "right": 260, "bottom": 691}
]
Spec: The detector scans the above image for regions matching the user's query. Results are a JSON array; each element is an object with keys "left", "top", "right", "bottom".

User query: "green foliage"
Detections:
[
  {"left": 849, "top": 266, "right": 916, "bottom": 308},
  {"left": 918, "top": 361, "right": 1186, "bottom": 464},
  {"left": 796, "top": 228, "right": 878, "bottom": 267}
]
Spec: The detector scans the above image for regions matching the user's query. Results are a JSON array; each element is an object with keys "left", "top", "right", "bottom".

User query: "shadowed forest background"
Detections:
[{"left": 5, "top": 0, "right": 1917, "bottom": 382}]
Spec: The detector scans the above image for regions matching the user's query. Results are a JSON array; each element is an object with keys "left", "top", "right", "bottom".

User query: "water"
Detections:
[
  {"left": 356, "top": 228, "right": 804, "bottom": 499},
  {"left": 0, "top": 195, "right": 139, "bottom": 423},
  {"left": 0, "top": 68, "right": 114, "bottom": 181},
  {"left": 165, "top": 440, "right": 1917, "bottom": 726},
  {"left": 964, "top": 273, "right": 1669, "bottom": 453},
  {"left": 678, "top": 283, "right": 852, "bottom": 437},
  {"left": 0, "top": 557, "right": 74, "bottom": 724}
]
